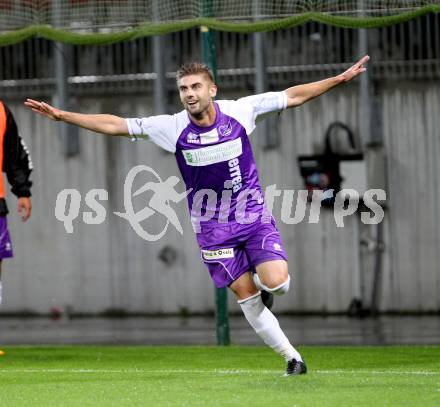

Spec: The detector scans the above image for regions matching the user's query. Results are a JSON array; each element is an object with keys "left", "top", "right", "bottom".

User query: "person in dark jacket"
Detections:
[{"left": 0, "top": 101, "right": 33, "bottom": 306}]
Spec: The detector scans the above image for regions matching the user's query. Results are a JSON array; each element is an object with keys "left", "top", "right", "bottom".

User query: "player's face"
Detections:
[{"left": 178, "top": 74, "right": 217, "bottom": 117}]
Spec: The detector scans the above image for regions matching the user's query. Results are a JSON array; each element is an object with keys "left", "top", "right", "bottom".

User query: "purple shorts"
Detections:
[
  {"left": 0, "top": 216, "right": 13, "bottom": 259},
  {"left": 197, "top": 220, "right": 287, "bottom": 288}
]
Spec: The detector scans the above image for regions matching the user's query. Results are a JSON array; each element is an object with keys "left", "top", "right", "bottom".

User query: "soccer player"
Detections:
[
  {"left": 0, "top": 101, "right": 33, "bottom": 305},
  {"left": 25, "top": 55, "right": 369, "bottom": 375}
]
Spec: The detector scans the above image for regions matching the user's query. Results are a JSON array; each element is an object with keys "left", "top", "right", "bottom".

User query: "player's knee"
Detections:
[
  {"left": 261, "top": 264, "right": 289, "bottom": 289},
  {"left": 265, "top": 274, "right": 291, "bottom": 296},
  {"left": 267, "top": 269, "right": 288, "bottom": 287}
]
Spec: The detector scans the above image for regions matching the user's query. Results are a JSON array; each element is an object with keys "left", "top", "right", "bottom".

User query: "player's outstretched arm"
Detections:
[
  {"left": 24, "top": 99, "right": 129, "bottom": 136},
  {"left": 284, "top": 55, "right": 370, "bottom": 108}
]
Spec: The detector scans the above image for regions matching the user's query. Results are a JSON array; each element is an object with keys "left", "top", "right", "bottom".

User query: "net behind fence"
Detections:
[{"left": 0, "top": 1, "right": 439, "bottom": 45}]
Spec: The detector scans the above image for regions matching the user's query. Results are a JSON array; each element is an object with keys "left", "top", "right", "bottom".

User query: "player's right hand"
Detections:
[{"left": 24, "top": 99, "right": 63, "bottom": 121}]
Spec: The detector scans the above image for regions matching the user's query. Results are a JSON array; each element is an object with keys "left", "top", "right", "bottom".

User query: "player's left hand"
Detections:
[
  {"left": 339, "top": 55, "right": 370, "bottom": 82},
  {"left": 18, "top": 197, "right": 31, "bottom": 222}
]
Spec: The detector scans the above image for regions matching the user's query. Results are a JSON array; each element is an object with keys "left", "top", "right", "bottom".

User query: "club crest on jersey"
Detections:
[{"left": 218, "top": 121, "right": 232, "bottom": 137}]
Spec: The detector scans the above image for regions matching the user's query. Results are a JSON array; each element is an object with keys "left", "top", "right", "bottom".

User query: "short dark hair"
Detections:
[{"left": 176, "top": 62, "right": 215, "bottom": 83}]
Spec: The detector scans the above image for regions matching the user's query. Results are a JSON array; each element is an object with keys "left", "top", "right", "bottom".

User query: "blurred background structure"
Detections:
[{"left": 0, "top": 1, "right": 439, "bottom": 318}]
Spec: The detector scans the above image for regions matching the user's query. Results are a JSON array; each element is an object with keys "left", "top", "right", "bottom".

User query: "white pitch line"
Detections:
[
  {"left": 316, "top": 370, "right": 440, "bottom": 376},
  {"left": 0, "top": 369, "right": 438, "bottom": 376},
  {"left": 0, "top": 369, "right": 264, "bottom": 376},
  {"left": 0, "top": 369, "right": 276, "bottom": 375}
]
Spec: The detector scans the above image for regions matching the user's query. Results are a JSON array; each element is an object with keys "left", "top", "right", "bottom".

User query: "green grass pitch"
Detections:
[{"left": 0, "top": 346, "right": 439, "bottom": 406}]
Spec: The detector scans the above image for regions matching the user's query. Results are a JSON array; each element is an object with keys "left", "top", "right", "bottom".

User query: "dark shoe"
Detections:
[
  {"left": 260, "top": 290, "right": 274, "bottom": 309},
  {"left": 285, "top": 359, "right": 307, "bottom": 376}
]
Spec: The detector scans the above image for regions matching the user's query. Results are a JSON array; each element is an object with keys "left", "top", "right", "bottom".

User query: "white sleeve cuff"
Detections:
[
  {"left": 281, "top": 91, "right": 288, "bottom": 110},
  {"left": 125, "top": 118, "right": 134, "bottom": 136}
]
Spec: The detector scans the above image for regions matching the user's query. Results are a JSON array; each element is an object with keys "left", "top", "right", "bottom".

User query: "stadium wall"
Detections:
[{"left": 1, "top": 81, "right": 438, "bottom": 314}]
